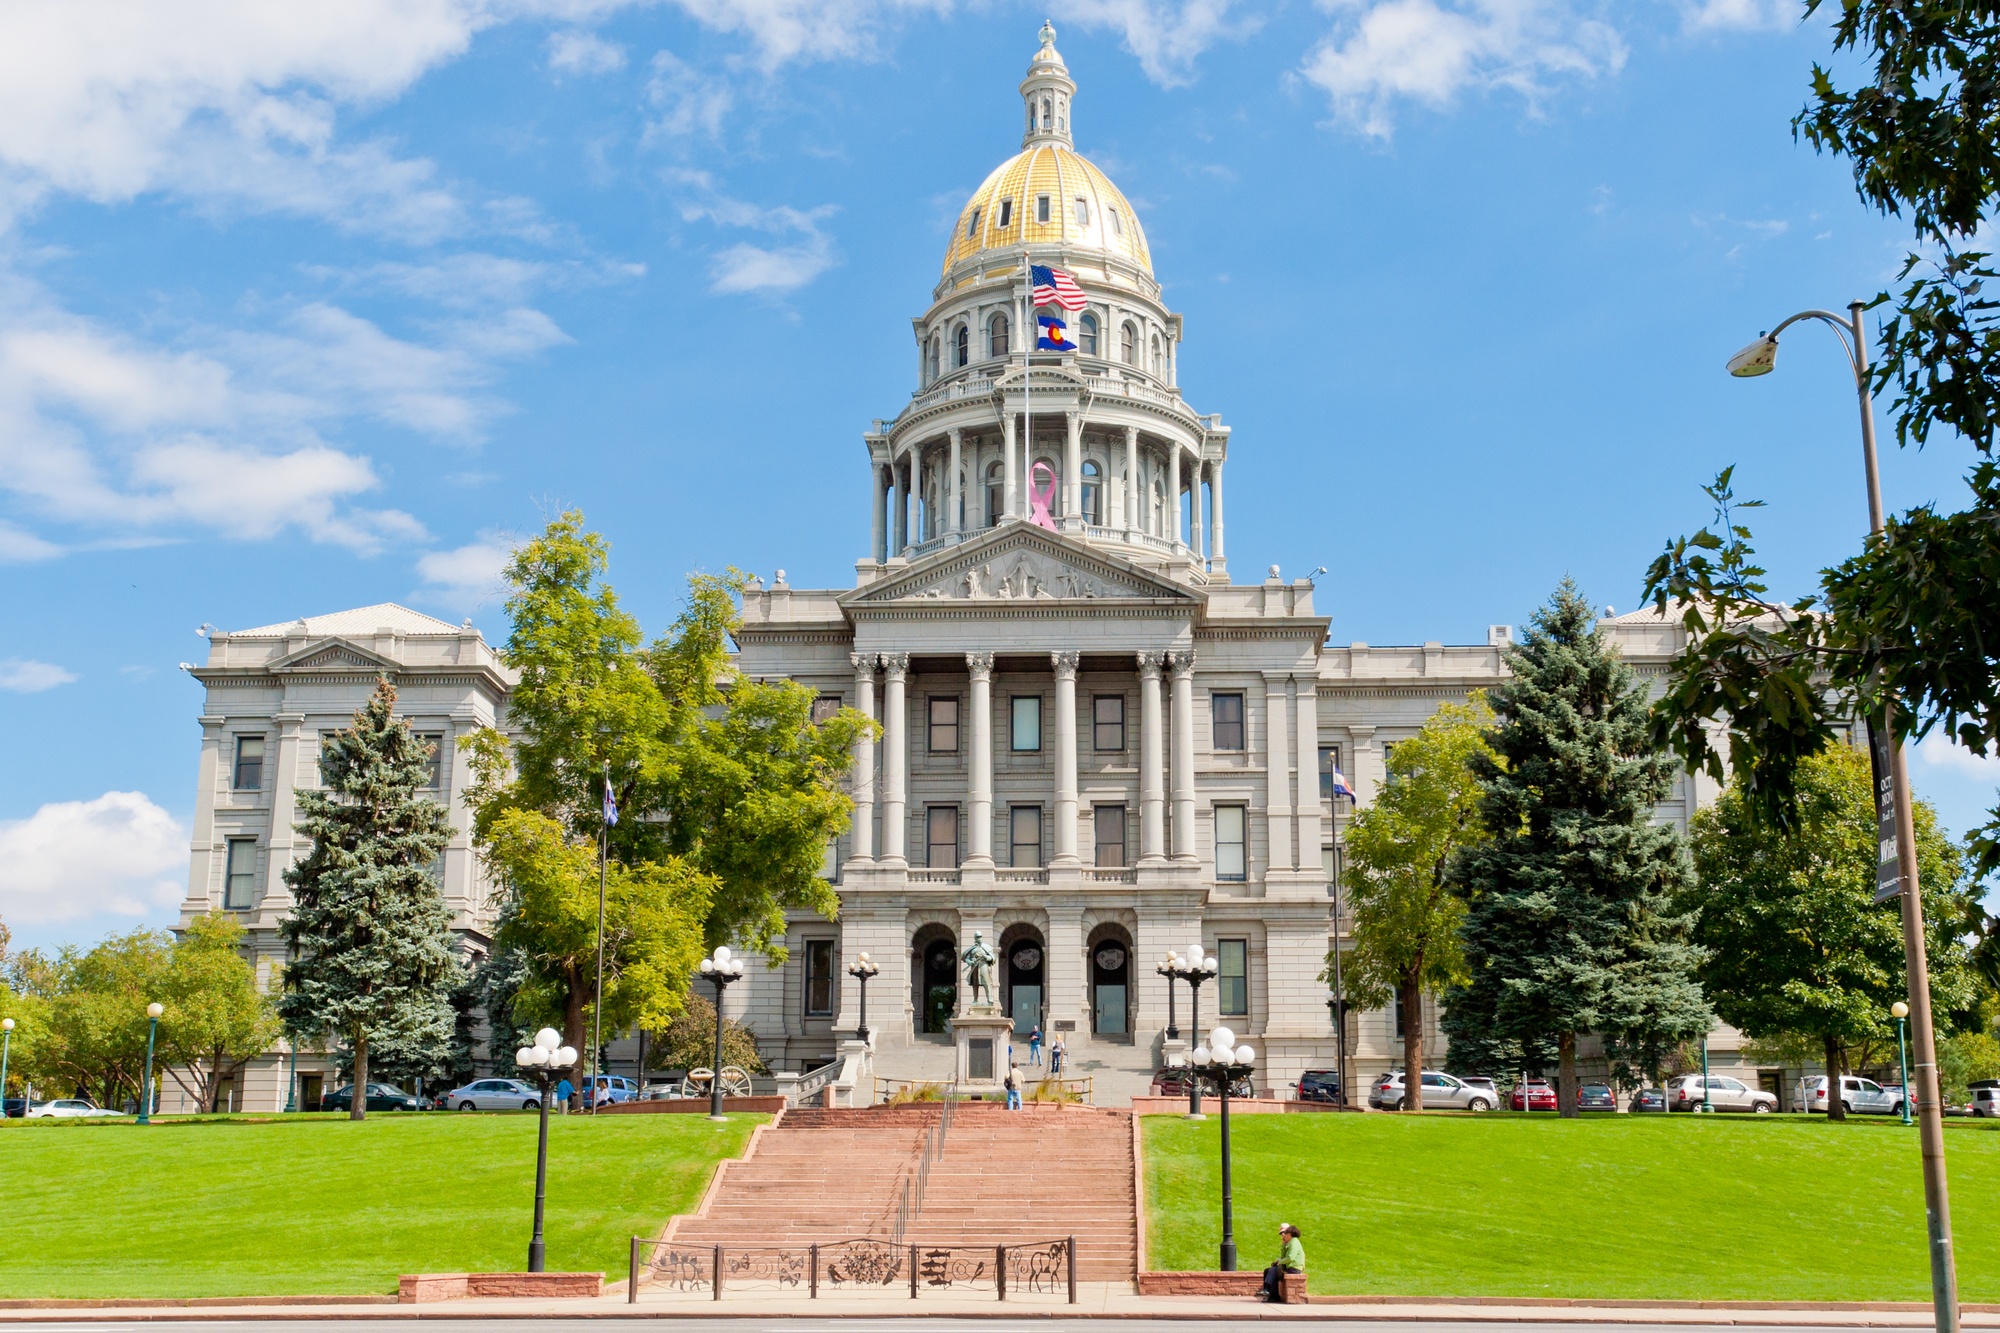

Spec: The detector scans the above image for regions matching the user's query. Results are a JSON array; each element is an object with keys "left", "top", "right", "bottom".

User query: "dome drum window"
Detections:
[
  {"left": 955, "top": 325, "right": 969, "bottom": 368},
  {"left": 989, "top": 313, "right": 1010, "bottom": 358},
  {"left": 1079, "top": 313, "right": 1099, "bottom": 356},
  {"left": 966, "top": 208, "right": 981, "bottom": 239},
  {"left": 1036, "top": 195, "right": 1051, "bottom": 224},
  {"left": 998, "top": 199, "right": 1012, "bottom": 228},
  {"left": 1120, "top": 322, "right": 1137, "bottom": 366}
]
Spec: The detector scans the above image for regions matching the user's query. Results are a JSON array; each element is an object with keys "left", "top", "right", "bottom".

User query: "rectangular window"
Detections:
[
  {"left": 1215, "top": 805, "right": 1247, "bottom": 881},
  {"left": 1319, "top": 744, "right": 1343, "bottom": 799},
  {"left": 1036, "top": 194, "right": 1050, "bottom": 223},
  {"left": 1211, "top": 693, "right": 1245, "bottom": 751},
  {"left": 811, "top": 694, "right": 842, "bottom": 725},
  {"left": 1011, "top": 695, "right": 1042, "bottom": 752},
  {"left": 232, "top": 735, "right": 264, "bottom": 791},
  {"left": 223, "top": 838, "right": 257, "bottom": 909},
  {"left": 1073, "top": 196, "right": 1090, "bottom": 225},
  {"left": 927, "top": 805, "right": 960, "bottom": 868},
  {"left": 966, "top": 208, "right": 981, "bottom": 238},
  {"left": 1010, "top": 805, "right": 1043, "bottom": 868},
  {"left": 1093, "top": 805, "right": 1127, "bottom": 867},
  {"left": 928, "top": 696, "right": 960, "bottom": 753},
  {"left": 1219, "top": 938, "right": 1248, "bottom": 1016},
  {"left": 804, "top": 940, "right": 834, "bottom": 1017},
  {"left": 1109, "top": 207, "right": 1123, "bottom": 237},
  {"left": 997, "top": 199, "right": 1012, "bottom": 228},
  {"left": 1093, "top": 694, "right": 1125, "bottom": 751},
  {"left": 418, "top": 734, "right": 444, "bottom": 789}
]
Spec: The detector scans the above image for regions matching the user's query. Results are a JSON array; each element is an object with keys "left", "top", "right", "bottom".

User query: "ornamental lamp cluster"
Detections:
[
  {"left": 700, "top": 946, "right": 747, "bottom": 979},
  {"left": 514, "top": 1027, "right": 579, "bottom": 1072},
  {"left": 847, "top": 951, "right": 879, "bottom": 979},
  {"left": 1192, "top": 1026, "right": 1255, "bottom": 1071}
]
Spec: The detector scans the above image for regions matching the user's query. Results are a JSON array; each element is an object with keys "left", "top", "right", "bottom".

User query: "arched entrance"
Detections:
[
  {"left": 911, "top": 924, "right": 958, "bottom": 1035},
  {"left": 1087, "top": 924, "right": 1133, "bottom": 1038},
  {"left": 999, "top": 924, "right": 1046, "bottom": 1036}
]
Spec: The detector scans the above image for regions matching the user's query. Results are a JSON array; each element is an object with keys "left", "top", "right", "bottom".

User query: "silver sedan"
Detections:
[{"left": 443, "top": 1078, "right": 544, "bottom": 1111}]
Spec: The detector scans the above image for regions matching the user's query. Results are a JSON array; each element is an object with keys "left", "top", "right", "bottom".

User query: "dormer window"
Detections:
[
  {"left": 998, "top": 199, "right": 1012, "bottom": 228},
  {"left": 1036, "top": 195, "right": 1050, "bottom": 224},
  {"left": 1074, "top": 197, "right": 1090, "bottom": 226},
  {"left": 1109, "top": 208, "right": 1123, "bottom": 238},
  {"left": 966, "top": 208, "right": 981, "bottom": 239}
]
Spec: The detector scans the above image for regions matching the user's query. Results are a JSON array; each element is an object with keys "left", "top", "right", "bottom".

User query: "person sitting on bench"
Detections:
[{"left": 1260, "top": 1223, "right": 1304, "bottom": 1302}]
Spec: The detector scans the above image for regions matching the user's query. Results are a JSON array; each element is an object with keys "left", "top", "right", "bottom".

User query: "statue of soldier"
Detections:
[{"left": 961, "top": 932, "right": 997, "bottom": 1006}]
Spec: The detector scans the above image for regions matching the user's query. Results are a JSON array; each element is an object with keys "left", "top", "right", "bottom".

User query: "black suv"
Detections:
[{"left": 1296, "top": 1069, "right": 1343, "bottom": 1103}]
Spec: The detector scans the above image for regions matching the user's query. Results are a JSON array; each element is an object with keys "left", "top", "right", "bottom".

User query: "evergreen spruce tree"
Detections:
[
  {"left": 280, "top": 678, "right": 463, "bottom": 1120},
  {"left": 1446, "top": 581, "right": 1711, "bottom": 1116}
]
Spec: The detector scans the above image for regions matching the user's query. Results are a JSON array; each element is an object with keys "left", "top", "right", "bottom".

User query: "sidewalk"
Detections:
[{"left": 3, "top": 1284, "right": 1996, "bottom": 1324}]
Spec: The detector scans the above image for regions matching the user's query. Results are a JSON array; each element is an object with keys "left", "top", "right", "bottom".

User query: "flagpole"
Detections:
[
  {"left": 1021, "top": 251, "right": 1030, "bottom": 519},
  {"left": 593, "top": 759, "right": 609, "bottom": 1116}
]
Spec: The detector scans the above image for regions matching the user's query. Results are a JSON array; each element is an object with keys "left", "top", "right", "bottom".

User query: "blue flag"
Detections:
[
  {"left": 602, "top": 772, "right": 619, "bottom": 828},
  {"left": 1037, "top": 314, "right": 1073, "bottom": 352}
]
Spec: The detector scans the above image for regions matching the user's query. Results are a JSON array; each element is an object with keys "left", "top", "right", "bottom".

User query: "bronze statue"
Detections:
[{"left": 962, "top": 932, "right": 997, "bottom": 1005}]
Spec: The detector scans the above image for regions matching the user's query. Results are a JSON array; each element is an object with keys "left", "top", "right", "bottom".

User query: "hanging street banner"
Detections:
[{"left": 1867, "top": 714, "right": 1902, "bottom": 902}]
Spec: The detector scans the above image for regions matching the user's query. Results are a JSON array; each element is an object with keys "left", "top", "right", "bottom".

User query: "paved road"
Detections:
[{"left": 0, "top": 1321, "right": 1931, "bottom": 1333}]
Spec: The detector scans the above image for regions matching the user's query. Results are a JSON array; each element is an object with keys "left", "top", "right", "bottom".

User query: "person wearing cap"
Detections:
[{"left": 1260, "top": 1223, "right": 1305, "bottom": 1302}]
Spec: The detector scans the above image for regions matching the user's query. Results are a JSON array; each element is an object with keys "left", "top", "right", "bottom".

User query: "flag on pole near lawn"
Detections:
[
  {"left": 1329, "top": 769, "right": 1358, "bottom": 802},
  {"left": 603, "top": 771, "right": 619, "bottom": 828},
  {"left": 1037, "top": 314, "right": 1073, "bottom": 351},
  {"left": 1030, "top": 264, "right": 1088, "bottom": 312}
]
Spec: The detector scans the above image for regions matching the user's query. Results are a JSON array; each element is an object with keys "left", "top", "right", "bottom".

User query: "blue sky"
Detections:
[{"left": 2, "top": 0, "right": 1994, "bottom": 951}]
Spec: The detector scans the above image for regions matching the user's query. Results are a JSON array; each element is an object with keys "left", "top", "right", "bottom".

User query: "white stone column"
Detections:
[
  {"left": 871, "top": 462, "right": 887, "bottom": 563},
  {"left": 849, "top": 654, "right": 877, "bottom": 862},
  {"left": 1191, "top": 459, "right": 1206, "bottom": 560},
  {"left": 947, "top": 429, "right": 963, "bottom": 536},
  {"left": 1210, "top": 457, "right": 1226, "bottom": 565},
  {"left": 1167, "top": 444, "right": 1183, "bottom": 549},
  {"left": 1169, "top": 650, "right": 1196, "bottom": 861},
  {"left": 893, "top": 458, "right": 908, "bottom": 554},
  {"left": 1124, "top": 426, "right": 1140, "bottom": 539},
  {"left": 1294, "top": 675, "right": 1321, "bottom": 874},
  {"left": 1001, "top": 412, "right": 1018, "bottom": 521},
  {"left": 966, "top": 652, "right": 994, "bottom": 868},
  {"left": 1139, "top": 652, "right": 1166, "bottom": 864},
  {"left": 881, "top": 653, "right": 909, "bottom": 865},
  {"left": 1263, "top": 672, "right": 1292, "bottom": 874},
  {"left": 1052, "top": 650, "right": 1080, "bottom": 866},
  {"left": 1063, "top": 411, "right": 1082, "bottom": 524}
]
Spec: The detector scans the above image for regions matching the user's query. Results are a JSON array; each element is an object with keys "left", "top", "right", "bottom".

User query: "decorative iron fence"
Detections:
[{"left": 629, "top": 1236, "right": 1077, "bottom": 1303}]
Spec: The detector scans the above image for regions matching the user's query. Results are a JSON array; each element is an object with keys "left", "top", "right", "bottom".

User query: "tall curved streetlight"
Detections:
[
  {"left": 1191, "top": 1025, "right": 1257, "bottom": 1271},
  {"left": 1893, "top": 1001, "right": 1913, "bottom": 1127},
  {"left": 138, "top": 1003, "right": 163, "bottom": 1124},
  {"left": 1728, "top": 303, "right": 1957, "bottom": 1329},
  {"left": 1180, "top": 946, "right": 1217, "bottom": 1117},
  {"left": 515, "top": 1027, "right": 579, "bottom": 1272},
  {"left": 1155, "top": 951, "right": 1184, "bottom": 1041},
  {"left": 699, "top": 947, "right": 746, "bottom": 1121},
  {"left": 1, "top": 1017, "right": 14, "bottom": 1120},
  {"left": 848, "top": 952, "right": 880, "bottom": 1044}
]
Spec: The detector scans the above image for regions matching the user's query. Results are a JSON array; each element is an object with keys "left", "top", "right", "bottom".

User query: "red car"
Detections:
[{"left": 1510, "top": 1080, "right": 1558, "bottom": 1111}]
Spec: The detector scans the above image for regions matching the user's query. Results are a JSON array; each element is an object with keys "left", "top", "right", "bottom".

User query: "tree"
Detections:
[
  {"left": 156, "top": 913, "right": 284, "bottom": 1112},
  {"left": 279, "top": 677, "right": 463, "bottom": 1120},
  {"left": 18, "top": 931, "right": 169, "bottom": 1107},
  {"left": 1330, "top": 696, "right": 1495, "bottom": 1110},
  {"left": 1687, "top": 744, "right": 1977, "bottom": 1119},
  {"left": 1447, "top": 582, "right": 1711, "bottom": 1117},
  {"left": 653, "top": 989, "right": 766, "bottom": 1078}
]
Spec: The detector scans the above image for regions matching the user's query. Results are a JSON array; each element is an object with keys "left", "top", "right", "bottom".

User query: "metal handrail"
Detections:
[{"left": 892, "top": 1083, "right": 955, "bottom": 1243}]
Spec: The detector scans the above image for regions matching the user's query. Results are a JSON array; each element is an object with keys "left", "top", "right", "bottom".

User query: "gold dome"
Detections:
[{"left": 941, "top": 144, "right": 1152, "bottom": 278}]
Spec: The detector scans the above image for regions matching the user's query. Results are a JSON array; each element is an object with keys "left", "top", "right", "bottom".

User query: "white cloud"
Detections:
[
  {"left": 1065, "top": 0, "right": 1253, "bottom": 87},
  {"left": 549, "top": 30, "right": 629, "bottom": 74},
  {"left": 414, "top": 534, "right": 516, "bottom": 612},
  {"left": 1680, "top": 0, "right": 1796, "bottom": 32},
  {"left": 711, "top": 237, "right": 838, "bottom": 293},
  {"left": 0, "top": 791, "right": 186, "bottom": 924},
  {"left": 1917, "top": 731, "right": 2000, "bottom": 782},
  {"left": 661, "top": 0, "right": 948, "bottom": 70},
  {"left": 0, "top": 520, "right": 62, "bottom": 563},
  {"left": 646, "top": 50, "right": 735, "bottom": 141},
  {"left": 1298, "top": 0, "right": 1627, "bottom": 138},
  {"left": 0, "top": 660, "right": 78, "bottom": 693}
]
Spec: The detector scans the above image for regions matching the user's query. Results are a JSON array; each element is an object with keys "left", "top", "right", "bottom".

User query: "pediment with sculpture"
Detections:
[{"left": 845, "top": 527, "right": 1199, "bottom": 607}]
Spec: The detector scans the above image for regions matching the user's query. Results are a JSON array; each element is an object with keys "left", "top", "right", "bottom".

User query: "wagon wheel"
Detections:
[
  {"left": 717, "top": 1066, "right": 754, "bottom": 1098},
  {"left": 680, "top": 1067, "right": 714, "bottom": 1099}
]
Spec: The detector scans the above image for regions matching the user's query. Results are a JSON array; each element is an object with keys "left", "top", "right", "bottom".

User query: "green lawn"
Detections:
[
  {"left": 1143, "top": 1112, "right": 2000, "bottom": 1302},
  {"left": 3, "top": 1111, "right": 761, "bottom": 1298}
]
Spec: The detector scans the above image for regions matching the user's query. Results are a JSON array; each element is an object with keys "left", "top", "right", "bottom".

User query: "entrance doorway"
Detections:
[
  {"left": 1088, "top": 924, "right": 1132, "bottom": 1038},
  {"left": 1001, "top": 925, "right": 1046, "bottom": 1036},
  {"left": 299, "top": 1073, "right": 324, "bottom": 1113},
  {"left": 912, "top": 924, "right": 959, "bottom": 1034}
]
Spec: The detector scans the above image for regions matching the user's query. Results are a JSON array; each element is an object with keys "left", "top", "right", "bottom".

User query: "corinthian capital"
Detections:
[
  {"left": 965, "top": 651, "right": 995, "bottom": 680},
  {"left": 850, "top": 652, "right": 877, "bottom": 681},
  {"left": 1051, "top": 650, "right": 1081, "bottom": 680},
  {"left": 1167, "top": 649, "right": 1197, "bottom": 679},
  {"left": 879, "top": 652, "right": 910, "bottom": 682},
  {"left": 1137, "top": 651, "right": 1164, "bottom": 681}
]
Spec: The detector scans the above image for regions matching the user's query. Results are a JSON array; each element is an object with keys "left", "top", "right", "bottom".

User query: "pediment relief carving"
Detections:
[{"left": 273, "top": 639, "right": 396, "bottom": 672}]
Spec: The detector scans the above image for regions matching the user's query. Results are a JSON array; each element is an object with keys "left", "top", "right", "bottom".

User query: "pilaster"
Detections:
[{"left": 1169, "top": 650, "right": 1196, "bottom": 862}]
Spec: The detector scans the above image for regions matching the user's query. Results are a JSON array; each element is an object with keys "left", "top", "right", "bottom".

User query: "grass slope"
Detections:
[
  {"left": 5, "top": 1112, "right": 761, "bottom": 1298},
  {"left": 1143, "top": 1113, "right": 2000, "bottom": 1301}
]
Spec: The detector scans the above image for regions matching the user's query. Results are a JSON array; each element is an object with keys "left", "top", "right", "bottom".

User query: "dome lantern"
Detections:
[{"left": 1020, "top": 19, "right": 1075, "bottom": 150}]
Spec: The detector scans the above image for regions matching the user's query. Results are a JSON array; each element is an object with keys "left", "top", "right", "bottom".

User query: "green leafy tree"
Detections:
[
  {"left": 0, "top": 923, "right": 49, "bottom": 1103},
  {"left": 156, "top": 913, "right": 284, "bottom": 1112},
  {"left": 1447, "top": 582, "right": 1711, "bottom": 1117},
  {"left": 19, "top": 931, "right": 169, "bottom": 1107},
  {"left": 1687, "top": 744, "right": 1976, "bottom": 1119},
  {"left": 654, "top": 989, "right": 766, "bottom": 1078},
  {"left": 279, "top": 677, "right": 463, "bottom": 1120},
  {"left": 1330, "top": 696, "right": 1495, "bottom": 1110}
]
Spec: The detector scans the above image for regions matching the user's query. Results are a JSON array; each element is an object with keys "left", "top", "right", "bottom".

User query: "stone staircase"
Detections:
[
  {"left": 671, "top": 1102, "right": 1139, "bottom": 1283},
  {"left": 868, "top": 1034, "right": 1162, "bottom": 1106}
]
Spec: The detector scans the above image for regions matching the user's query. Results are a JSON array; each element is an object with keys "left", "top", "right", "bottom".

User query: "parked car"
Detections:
[
  {"left": 1669, "top": 1074, "right": 1778, "bottom": 1113},
  {"left": 26, "top": 1098, "right": 120, "bottom": 1118},
  {"left": 1460, "top": 1076, "right": 1500, "bottom": 1100},
  {"left": 1370, "top": 1069, "right": 1496, "bottom": 1111},
  {"left": 443, "top": 1078, "right": 543, "bottom": 1112},
  {"left": 581, "top": 1074, "right": 639, "bottom": 1105},
  {"left": 1577, "top": 1083, "right": 1617, "bottom": 1111},
  {"left": 1971, "top": 1080, "right": 2000, "bottom": 1119},
  {"left": 1629, "top": 1087, "right": 1667, "bottom": 1113},
  {"left": 1794, "top": 1074, "right": 1904, "bottom": 1116},
  {"left": 1510, "top": 1079, "right": 1558, "bottom": 1111},
  {"left": 2, "top": 1096, "right": 26, "bottom": 1118},
  {"left": 319, "top": 1083, "right": 424, "bottom": 1113},
  {"left": 1295, "top": 1069, "right": 1343, "bottom": 1103}
]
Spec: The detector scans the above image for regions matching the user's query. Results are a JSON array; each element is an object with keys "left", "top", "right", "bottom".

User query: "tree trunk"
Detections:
[
  {"left": 1823, "top": 1032, "right": 1846, "bottom": 1123},
  {"left": 564, "top": 970, "right": 587, "bottom": 1111},
  {"left": 1557, "top": 1030, "right": 1579, "bottom": 1119},
  {"left": 351, "top": 1028, "right": 369, "bottom": 1122},
  {"left": 1401, "top": 973, "right": 1424, "bottom": 1112}
]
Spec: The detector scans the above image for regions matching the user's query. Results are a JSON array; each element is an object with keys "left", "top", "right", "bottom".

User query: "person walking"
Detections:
[
  {"left": 1050, "top": 1034, "right": 1066, "bottom": 1076},
  {"left": 1004, "top": 1063, "right": 1022, "bottom": 1111},
  {"left": 1029, "top": 1024, "right": 1043, "bottom": 1066},
  {"left": 1260, "top": 1224, "right": 1305, "bottom": 1302},
  {"left": 554, "top": 1076, "right": 574, "bottom": 1113}
]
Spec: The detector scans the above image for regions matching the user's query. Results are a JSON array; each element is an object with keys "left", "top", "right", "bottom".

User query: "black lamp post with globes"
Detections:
[
  {"left": 699, "top": 946, "right": 746, "bottom": 1121},
  {"left": 514, "top": 1027, "right": 579, "bottom": 1273},
  {"left": 1155, "top": 950, "right": 1183, "bottom": 1040},
  {"left": 1180, "top": 945, "right": 1218, "bottom": 1117},
  {"left": 1191, "top": 1024, "right": 1257, "bottom": 1272},
  {"left": 848, "top": 951, "right": 880, "bottom": 1044}
]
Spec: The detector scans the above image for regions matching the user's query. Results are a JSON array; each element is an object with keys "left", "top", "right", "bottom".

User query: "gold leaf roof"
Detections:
[{"left": 942, "top": 145, "right": 1151, "bottom": 278}]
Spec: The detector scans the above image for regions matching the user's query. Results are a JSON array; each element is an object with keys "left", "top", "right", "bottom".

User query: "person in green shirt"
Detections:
[{"left": 1260, "top": 1223, "right": 1305, "bottom": 1302}]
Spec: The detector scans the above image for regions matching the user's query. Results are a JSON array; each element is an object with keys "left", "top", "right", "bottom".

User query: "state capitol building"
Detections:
[{"left": 178, "top": 26, "right": 1733, "bottom": 1110}]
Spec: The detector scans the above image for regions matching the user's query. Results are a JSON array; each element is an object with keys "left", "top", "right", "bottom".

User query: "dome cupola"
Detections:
[{"left": 1021, "top": 20, "right": 1074, "bottom": 149}]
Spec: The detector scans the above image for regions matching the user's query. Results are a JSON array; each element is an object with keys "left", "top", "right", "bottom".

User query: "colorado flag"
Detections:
[{"left": 1037, "top": 314, "right": 1073, "bottom": 351}]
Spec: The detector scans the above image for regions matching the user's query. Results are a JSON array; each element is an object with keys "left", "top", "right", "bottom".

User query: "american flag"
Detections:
[{"left": 1031, "top": 264, "right": 1088, "bottom": 312}]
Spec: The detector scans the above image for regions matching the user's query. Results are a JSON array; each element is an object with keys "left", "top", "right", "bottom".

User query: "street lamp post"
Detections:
[
  {"left": 699, "top": 947, "right": 746, "bottom": 1120},
  {"left": 1191, "top": 1024, "right": 1257, "bottom": 1272},
  {"left": 1894, "top": 1001, "right": 1913, "bottom": 1127},
  {"left": 514, "top": 1027, "right": 579, "bottom": 1273},
  {"left": 1, "top": 1017, "right": 13, "bottom": 1119},
  {"left": 1729, "top": 304, "right": 1959, "bottom": 1330},
  {"left": 1156, "top": 952, "right": 1183, "bottom": 1040},
  {"left": 1182, "top": 944, "right": 1217, "bottom": 1117},
  {"left": 1700, "top": 1036, "right": 1712, "bottom": 1114},
  {"left": 848, "top": 952, "right": 880, "bottom": 1044},
  {"left": 137, "top": 1003, "right": 162, "bottom": 1125}
]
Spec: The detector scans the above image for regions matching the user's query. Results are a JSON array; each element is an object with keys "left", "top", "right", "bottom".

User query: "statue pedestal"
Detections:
[{"left": 950, "top": 1005, "right": 1017, "bottom": 1096}]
